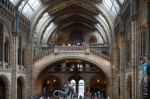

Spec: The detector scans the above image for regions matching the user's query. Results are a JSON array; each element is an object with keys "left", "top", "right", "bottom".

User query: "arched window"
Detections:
[
  {"left": 127, "top": 75, "right": 132, "bottom": 99},
  {"left": 4, "top": 38, "right": 9, "bottom": 63},
  {"left": 0, "top": 23, "right": 4, "bottom": 62},
  {"left": 22, "top": 48, "right": 25, "bottom": 66},
  {"left": 78, "top": 80, "right": 85, "bottom": 97},
  {"left": 18, "top": 36, "right": 22, "bottom": 65},
  {"left": 70, "top": 79, "right": 76, "bottom": 90},
  {"left": 0, "top": 77, "right": 6, "bottom": 99},
  {"left": 17, "top": 78, "right": 23, "bottom": 99}
]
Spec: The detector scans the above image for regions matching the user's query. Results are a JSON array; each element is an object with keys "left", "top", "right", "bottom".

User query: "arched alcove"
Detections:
[
  {"left": 126, "top": 75, "right": 132, "bottom": 99},
  {"left": 0, "top": 23, "right": 4, "bottom": 62},
  {"left": 4, "top": 38, "right": 10, "bottom": 63},
  {"left": 17, "top": 77, "right": 25, "bottom": 99},
  {"left": 0, "top": 75, "right": 10, "bottom": 99}
]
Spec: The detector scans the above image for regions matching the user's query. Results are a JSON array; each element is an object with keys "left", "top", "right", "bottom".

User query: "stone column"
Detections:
[
  {"left": 112, "top": 41, "right": 119, "bottom": 99},
  {"left": 85, "top": 63, "right": 90, "bottom": 72},
  {"left": 25, "top": 41, "right": 32, "bottom": 98},
  {"left": 11, "top": 32, "right": 18, "bottom": 99},
  {"left": 119, "top": 31, "right": 125, "bottom": 99},
  {"left": 61, "top": 62, "right": 66, "bottom": 72},
  {"left": 131, "top": 16, "right": 139, "bottom": 99}
]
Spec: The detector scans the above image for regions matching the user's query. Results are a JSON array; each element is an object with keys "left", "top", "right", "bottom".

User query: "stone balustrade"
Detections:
[
  {"left": 34, "top": 45, "right": 111, "bottom": 62},
  {"left": 90, "top": 49, "right": 111, "bottom": 61},
  {"left": 56, "top": 46, "right": 86, "bottom": 53},
  {"left": 33, "top": 48, "right": 54, "bottom": 61}
]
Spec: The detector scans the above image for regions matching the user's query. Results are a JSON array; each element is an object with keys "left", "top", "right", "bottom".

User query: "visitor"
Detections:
[
  {"left": 79, "top": 95, "right": 82, "bottom": 99},
  {"left": 33, "top": 96, "right": 38, "bottom": 99},
  {"left": 107, "top": 96, "right": 110, "bottom": 99}
]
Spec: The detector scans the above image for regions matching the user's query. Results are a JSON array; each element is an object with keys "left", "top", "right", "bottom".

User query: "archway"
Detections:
[
  {"left": 33, "top": 58, "right": 110, "bottom": 98},
  {"left": 0, "top": 75, "right": 10, "bottom": 99},
  {"left": 0, "top": 23, "right": 4, "bottom": 62},
  {"left": 126, "top": 75, "right": 132, "bottom": 99},
  {"left": 17, "top": 77, "right": 25, "bottom": 99}
]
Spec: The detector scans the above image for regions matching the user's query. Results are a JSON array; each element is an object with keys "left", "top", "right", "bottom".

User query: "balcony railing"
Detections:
[
  {"left": 90, "top": 49, "right": 110, "bottom": 61},
  {"left": 33, "top": 45, "right": 111, "bottom": 62}
]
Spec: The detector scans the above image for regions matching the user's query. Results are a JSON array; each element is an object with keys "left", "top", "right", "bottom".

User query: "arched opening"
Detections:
[
  {"left": 118, "top": 76, "right": 120, "bottom": 97},
  {"left": 0, "top": 77, "right": 6, "bottom": 99},
  {"left": 0, "top": 23, "right": 4, "bottom": 62},
  {"left": 78, "top": 80, "right": 85, "bottom": 97},
  {"left": 17, "top": 77, "right": 24, "bottom": 99},
  {"left": 126, "top": 75, "right": 132, "bottom": 99},
  {"left": 4, "top": 38, "right": 10, "bottom": 63},
  {"left": 22, "top": 48, "right": 25, "bottom": 66},
  {"left": 0, "top": 75, "right": 10, "bottom": 99},
  {"left": 70, "top": 79, "right": 76, "bottom": 91},
  {"left": 18, "top": 36, "right": 22, "bottom": 66},
  {"left": 34, "top": 59, "right": 109, "bottom": 98}
]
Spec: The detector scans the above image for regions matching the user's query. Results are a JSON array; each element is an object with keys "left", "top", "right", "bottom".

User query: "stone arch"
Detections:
[
  {"left": 0, "top": 75, "right": 10, "bottom": 99},
  {"left": 126, "top": 75, "right": 132, "bottom": 99},
  {"left": 32, "top": 54, "right": 111, "bottom": 96},
  {"left": 17, "top": 76, "right": 25, "bottom": 99},
  {"left": 0, "top": 20, "right": 13, "bottom": 64},
  {"left": 0, "top": 18, "right": 13, "bottom": 39}
]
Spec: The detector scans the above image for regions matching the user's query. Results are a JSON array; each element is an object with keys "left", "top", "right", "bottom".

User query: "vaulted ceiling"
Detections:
[{"left": 9, "top": 0, "right": 125, "bottom": 48}]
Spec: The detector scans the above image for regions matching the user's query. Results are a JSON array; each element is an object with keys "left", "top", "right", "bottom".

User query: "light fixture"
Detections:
[{"left": 47, "top": 81, "right": 50, "bottom": 84}]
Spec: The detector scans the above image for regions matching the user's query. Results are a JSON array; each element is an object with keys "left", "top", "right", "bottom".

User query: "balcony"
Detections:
[{"left": 33, "top": 45, "right": 111, "bottom": 62}]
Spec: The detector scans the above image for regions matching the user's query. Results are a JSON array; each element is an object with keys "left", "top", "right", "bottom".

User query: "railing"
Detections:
[
  {"left": 57, "top": 46, "right": 86, "bottom": 52},
  {"left": 33, "top": 48, "right": 54, "bottom": 61},
  {"left": 90, "top": 49, "right": 111, "bottom": 61},
  {"left": 33, "top": 46, "right": 111, "bottom": 62}
]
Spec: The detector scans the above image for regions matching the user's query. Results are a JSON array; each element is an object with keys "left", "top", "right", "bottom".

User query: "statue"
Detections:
[{"left": 53, "top": 81, "right": 75, "bottom": 99}]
